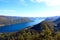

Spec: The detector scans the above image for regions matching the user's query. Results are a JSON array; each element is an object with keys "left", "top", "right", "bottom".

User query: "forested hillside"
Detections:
[{"left": 0, "top": 20, "right": 60, "bottom": 40}]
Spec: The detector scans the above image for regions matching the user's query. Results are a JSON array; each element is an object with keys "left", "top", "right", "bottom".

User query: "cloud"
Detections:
[
  {"left": 0, "top": 10, "right": 17, "bottom": 16},
  {"left": 0, "top": 10, "right": 16, "bottom": 12},
  {"left": 19, "top": 0, "right": 28, "bottom": 6},
  {"left": 0, "top": 10, "right": 60, "bottom": 17},
  {"left": 0, "top": 0, "right": 60, "bottom": 6},
  {"left": 18, "top": 9, "right": 60, "bottom": 17},
  {"left": 19, "top": 0, "right": 60, "bottom": 6},
  {"left": 30, "top": 0, "right": 60, "bottom": 6}
]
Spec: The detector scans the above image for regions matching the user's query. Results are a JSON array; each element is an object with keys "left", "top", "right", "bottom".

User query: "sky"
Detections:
[{"left": 0, "top": 0, "right": 60, "bottom": 17}]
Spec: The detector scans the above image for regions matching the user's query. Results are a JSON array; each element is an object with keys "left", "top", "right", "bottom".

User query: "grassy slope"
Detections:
[{"left": 0, "top": 21, "right": 60, "bottom": 40}]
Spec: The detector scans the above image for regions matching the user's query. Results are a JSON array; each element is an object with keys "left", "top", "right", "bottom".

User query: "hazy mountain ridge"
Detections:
[
  {"left": 0, "top": 17, "right": 60, "bottom": 40},
  {"left": 30, "top": 16, "right": 60, "bottom": 32},
  {"left": 0, "top": 16, "right": 35, "bottom": 26},
  {"left": 0, "top": 16, "right": 60, "bottom": 26},
  {"left": 45, "top": 16, "right": 60, "bottom": 22},
  {"left": 0, "top": 15, "right": 46, "bottom": 26}
]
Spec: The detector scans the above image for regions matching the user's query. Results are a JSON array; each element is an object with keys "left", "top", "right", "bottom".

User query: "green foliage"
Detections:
[{"left": 0, "top": 21, "right": 60, "bottom": 40}]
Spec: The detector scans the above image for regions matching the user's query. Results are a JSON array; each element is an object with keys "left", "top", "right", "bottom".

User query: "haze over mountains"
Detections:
[
  {"left": 30, "top": 16, "right": 60, "bottom": 32},
  {"left": 0, "top": 15, "right": 35, "bottom": 26},
  {"left": 0, "top": 15, "right": 60, "bottom": 26},
  {"left": 0, "top": 16, "right": 60, "bottom": 40},
  {"left": 0, "top": 15, "right": 46, "bottom": 32}
]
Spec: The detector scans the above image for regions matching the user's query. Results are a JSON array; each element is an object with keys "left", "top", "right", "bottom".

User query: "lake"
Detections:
[{"left": 0, "top": 18, "right": 46, "bottom": 33}]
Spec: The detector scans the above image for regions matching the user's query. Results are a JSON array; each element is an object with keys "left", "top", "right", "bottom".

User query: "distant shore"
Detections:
[{"left": 0, "top": 24, "right": 5, "bottom": 26}]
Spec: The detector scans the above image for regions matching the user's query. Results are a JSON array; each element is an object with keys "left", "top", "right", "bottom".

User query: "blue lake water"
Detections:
[{"left": 0, "top": 18, "right": 46, "bottom": 33}]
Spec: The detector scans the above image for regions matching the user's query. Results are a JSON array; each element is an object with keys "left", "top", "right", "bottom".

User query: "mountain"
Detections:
[
  {"left": 0, "top": 16, "right": 60, "bottom": 32},
  {"left": 45, "top": 16, "right": 60, "bottom": 31},
  {"left": 0, "top": 16, "right": 60, "bottom": 40},
  {"left": 0, "top": 16, "right": 35, "bottom": 26},
  {"left": 45, "top": 16, "right": 60, "bottom": 22},
  {"left": 0, "top": 15, "right": 46, "bottom": 26},
  {"left": 30, "top": 16, "right": 60, "bottom": 32}
]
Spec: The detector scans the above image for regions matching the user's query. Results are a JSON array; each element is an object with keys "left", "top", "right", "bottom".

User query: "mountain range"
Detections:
[
  {"left": 0, "top": 15, "right": 35, "bottom": 26},
  {"left": 0, "top": 16, "right": 60, "bottom": 40},
  {"left": 0, "top": 15, "right": 60, "bottom": 31},
  {"left": 30, "top": 16, "right": 60, "bottom": 32}
]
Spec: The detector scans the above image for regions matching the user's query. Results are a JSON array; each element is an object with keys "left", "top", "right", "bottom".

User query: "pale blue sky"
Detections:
[{"left": 0, "top": 0, "right": 60, "bottom": 17}]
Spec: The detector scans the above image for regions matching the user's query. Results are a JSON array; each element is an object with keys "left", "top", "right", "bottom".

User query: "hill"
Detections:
[
  {"left": 0, "top": 19, "right": 60, "bottom": 40},
  {"left": 31, "top": 16, "right": 60, "bottom": 32},
  {"left": 0, "top": 16, "right": 34, "bottom": 26},
  {"left": 0, "top": 16, "right": 60, "bottom": 40}
]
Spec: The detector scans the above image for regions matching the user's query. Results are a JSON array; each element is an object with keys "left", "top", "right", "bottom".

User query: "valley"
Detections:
[{"left": 0, "top": 16, "right": 60, "bottom": 40}]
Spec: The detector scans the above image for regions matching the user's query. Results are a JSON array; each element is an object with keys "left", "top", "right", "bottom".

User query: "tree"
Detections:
[{"left": 40, "top": 21, "right": 57, "bottom": 40}]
